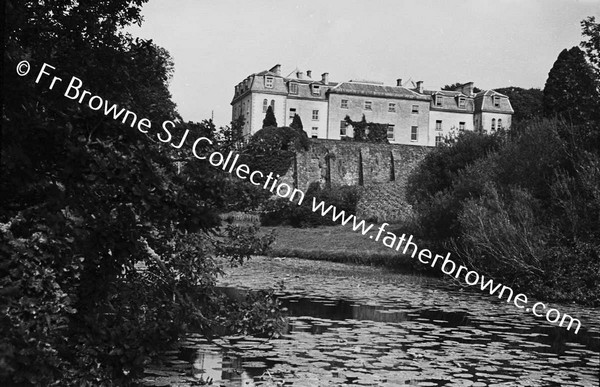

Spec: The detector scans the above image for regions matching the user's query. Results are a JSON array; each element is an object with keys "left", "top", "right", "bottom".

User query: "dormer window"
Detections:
[
  {"left": 493, "top": 96, "right": 500, "bottom": 107},
  {"left": 458, "top": 97, "right": 466, "bottom": 108},
  {"left": 289, "top": 82, "right": 298, "bottom": 94},
  {"left": 312, "top": 84, "right": 321, "bottom": 95},
  {"left": 265, "top": 76, "right": 274, "bottom": 88},
  {"left": 435, "top": 95, "right": 443, "bottom": 106}
]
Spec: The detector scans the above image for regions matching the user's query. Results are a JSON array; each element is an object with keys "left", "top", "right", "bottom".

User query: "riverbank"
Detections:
[{"left": 262, "top": 224, "right": 427, "bottom": 272}]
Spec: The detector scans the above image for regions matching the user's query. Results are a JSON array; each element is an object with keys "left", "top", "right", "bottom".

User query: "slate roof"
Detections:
[{"left": 329, "top": 81, "right": 429, "bottom": 100}]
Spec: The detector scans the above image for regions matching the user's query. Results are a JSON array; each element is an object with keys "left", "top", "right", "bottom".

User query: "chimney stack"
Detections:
[
  {"left": 416, "top": 81, "right": 424, "bottom": 93},
  {"left": 296, "top": 71, "right": 304, "bottom": 79},
  {"left": 269, "top": 64, "right": 281, "bottom": 76},
  {"left": 306, "top": 70, "right": 312, "bottom": 78},
  {"left": 321, "top": 72, "right": 329, "bottom": 84},
  {"left": 396, "top": 79, "right": 402, "bottom": 87}
]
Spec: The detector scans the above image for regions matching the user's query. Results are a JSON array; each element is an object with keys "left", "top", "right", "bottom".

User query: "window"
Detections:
[
  {"left": 387, "top": 124, "right": 395, "bottom": 140},
  {"left": 412, "top": 105, "right": 419, "bottom": 114},
  {"left": 340, "top": 120, "right": 347, "bottom": 137},
  {"left": 265, "top": 76, "right": 274, "bottom": 88},
  {"left": 341, "top": 99, "right": 348, "bottom": 109},
  {"left": 290, "top": 82, "right": 298, "bottom": 94},
  {"left": 498, "top": 119, "right": 503, "bottom": 128},
  {"left": 270, "top": 100, "right": 275, "bottom": 113},
  {"left": 262, "top": 99, "right": 268, "bottom": 113},
  {"left": 411, "top": 126, "right": 418, "bottom": 141},
  {"left": 289, "top": 108, "right": 296, "bottom": 120},
  {"left": 459, "top": 122, "right": 465, "bottom": 131},
  {"left": 436, "top": 95, "right": 443, "bottom": 106},
  {"left": 364, "top": 101, "right": 372, "bottom": 110},
  {"left": 458, "top": 97, "right": 466, "bottom": 108},
  {"left": 312, "top": 110, "right": 319, "bottom": 120},
  {"left": 435, "top": 136, "right": 443, "bottom": 147},
  {"left": 435, "top": 120, "right": 442, "bottom": 131},
  {"left": 388, "top": 103, "right": 396, "bottom": 112},
  {"left": 494, "top": 96, "right": 500, "bottom": 107},
  {"left": 312, "top": 85, "right": 321, "bottom": 95},
  {"left": 491, "top": 118, "right": 496, "bottom": 131},
  {"left": 311, "top": 127, "right": 318, "bottom": 138}
]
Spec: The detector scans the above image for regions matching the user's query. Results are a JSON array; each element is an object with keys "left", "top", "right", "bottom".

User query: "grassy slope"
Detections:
[{"left": 261, "top": 225, "right": 424, "bottom": 271}]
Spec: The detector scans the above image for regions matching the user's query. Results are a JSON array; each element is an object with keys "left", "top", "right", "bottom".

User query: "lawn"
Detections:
[{"left": 260, "top": 224, "right": 421, "bottom": 271}]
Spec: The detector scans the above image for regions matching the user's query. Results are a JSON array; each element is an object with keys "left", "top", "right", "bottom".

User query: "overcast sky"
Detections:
[{"left": 127, "top": 0, "right": 599, "bottom": 126}]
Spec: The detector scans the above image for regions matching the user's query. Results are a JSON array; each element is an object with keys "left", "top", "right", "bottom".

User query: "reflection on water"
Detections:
[{"left": 143, "top": 258, "right": 600, "bottom": 387}]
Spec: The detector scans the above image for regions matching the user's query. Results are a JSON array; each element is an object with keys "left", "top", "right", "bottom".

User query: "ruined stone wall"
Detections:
[
  {"left": 284, "top": 139, "right": 432, "bottom": 222},
  {"left": 287, "top": 139, "right": 431, "bottom": 192}
]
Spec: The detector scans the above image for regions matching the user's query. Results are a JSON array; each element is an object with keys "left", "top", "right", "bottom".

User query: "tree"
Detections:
[
  {"left": 243, "top": 126, "right": 309, "bottom": 182},
  {"left": 262, "top": 105, "right": 277, "bottom": 128},
  {"left": 1, "top": 1, "right": 278, "bottom": 384},
  {"left": 495, "top": 87, "right": 544, "bottom": 124},
  {"left": 442, "top": 82, "right": 481, "bottom": 93},
  {"left": 290, "top": 113, "right": 303, "bottom": 131},
  {"left": 581, "top": 16, "right": 600, "bottom": 78},
  {"left": 543, "top": 46, "right": 600, "bottom": 123}
]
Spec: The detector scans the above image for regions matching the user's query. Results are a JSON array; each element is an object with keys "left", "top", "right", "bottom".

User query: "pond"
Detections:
[{"left": 142, "top": 257, "right": 600, "bottom": 386}]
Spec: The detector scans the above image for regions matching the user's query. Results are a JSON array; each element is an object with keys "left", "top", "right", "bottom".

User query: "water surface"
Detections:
[{"left": 143, "top": 257, "right": 600, "bottom": 386}]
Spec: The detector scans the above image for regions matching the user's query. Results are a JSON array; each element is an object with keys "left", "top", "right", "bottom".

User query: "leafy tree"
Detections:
[
  {"left": 244, "top": 126, "right": 309, "bottom": 179},
  {"left": 581, "top": 16, "right": 600, "bottom": 78},
  {"left": 1, "top": 1, "right": 278, "bottom": 385},
  {"left": 344, "top": 115, "right": 389, "bottom": 143},
  {"left": 495, "top": 87, "right": 544, "bottom": 124},
  {"left": 262, "top": 105, "right": 277, "bottom": 128},
  {"left": 290, "top": 113, "right": 303, "bottom": 131},
  {"left": 442, "top": 82, "right": 482, "bottom": 93},
  {"left": 543, "top": 46, "right": 600, "bottom": 123}
]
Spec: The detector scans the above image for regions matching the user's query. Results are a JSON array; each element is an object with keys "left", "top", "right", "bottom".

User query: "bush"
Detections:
[
  {"left": 407, "top": 119, "right": 600, "bottom": 305},
  {"left": 243, "top": 126, "right": 310, "bottom": 180},
  {"left": 259, "top": 185, "right": 362, "bottom": 228}
]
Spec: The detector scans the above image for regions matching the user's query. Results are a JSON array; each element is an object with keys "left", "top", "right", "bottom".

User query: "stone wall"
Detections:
[
  {"left": 287, "top": 139, "right": 431, "bottom": 191},
  {"left": 285, "top": 139, "right": 431, "bottom": 222}
]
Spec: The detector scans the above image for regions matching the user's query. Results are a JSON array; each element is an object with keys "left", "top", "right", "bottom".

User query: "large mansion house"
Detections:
[{"left": 231, "top": 64, "right": 514, "bottom": 147}]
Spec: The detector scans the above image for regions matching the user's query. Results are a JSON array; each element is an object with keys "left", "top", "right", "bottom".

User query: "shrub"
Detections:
[{"left": 259, "top": 185, "right": 362, "bottom": 228}]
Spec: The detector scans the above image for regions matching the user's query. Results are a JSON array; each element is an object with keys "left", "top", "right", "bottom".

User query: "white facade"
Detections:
[{"left": 231, "top": 65, "right": 514, "bottom": 146}]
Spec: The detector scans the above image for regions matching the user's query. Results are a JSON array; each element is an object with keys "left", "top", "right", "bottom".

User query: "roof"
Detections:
[
  {"left": 474, "top": 90, "right": 514, "bottom": 113},
  {"left": 475, "top": 89, "right": 509, "bottom": 98},
  {"left": 423, "top": 90, "right": 469, "bottom": 97},
  {"left": 329, "top": 81, "right": 429, "bottom": 101}
]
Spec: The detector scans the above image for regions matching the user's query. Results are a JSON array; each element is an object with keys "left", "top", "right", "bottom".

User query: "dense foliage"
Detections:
[
  {"left": 243, "top": 125, "right": 310, "bottom": 180},
  {"left": 407, "top": 119, "right": 600, "bottom": 305},
  {"left": 344, "top": 115, "right": 389, "bottom": 143},
  {"left": 543, "top": 46, "right": 600, "bottom": 123},
  {"left": 1, "top": 1, "right": 280, "bottom": 385},
  {"left": 260, "top": 184, "right": 362, "bottom": 228},
  {"left": 580, "top": 16, "right": 600, "bottom": 78}
]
